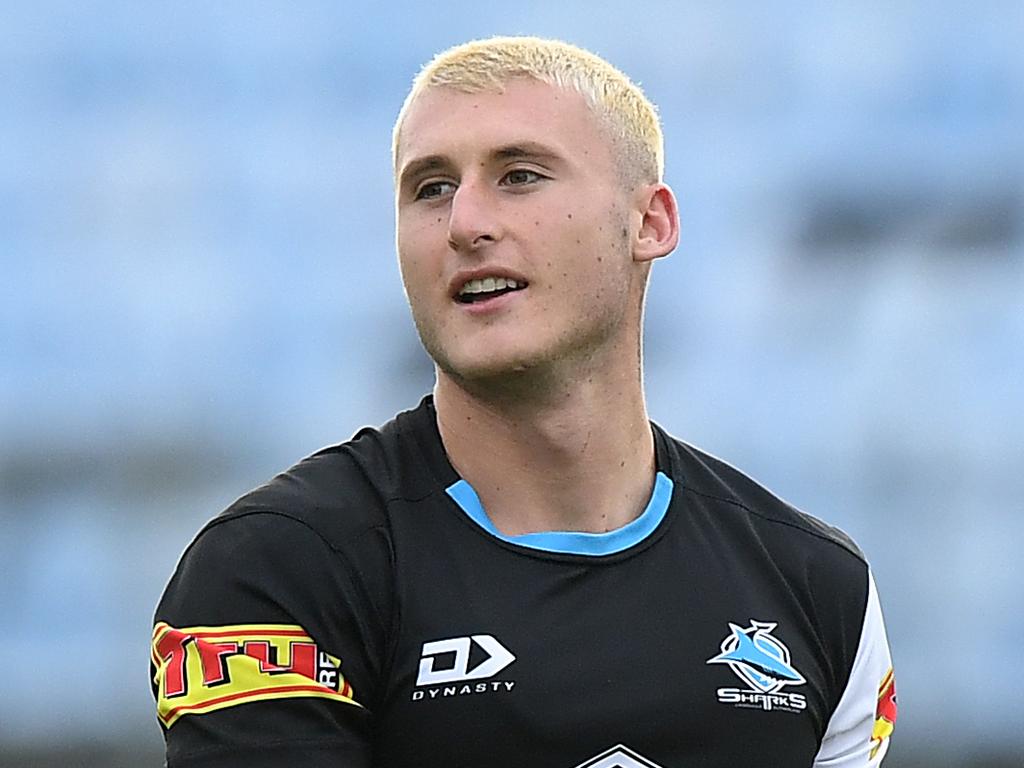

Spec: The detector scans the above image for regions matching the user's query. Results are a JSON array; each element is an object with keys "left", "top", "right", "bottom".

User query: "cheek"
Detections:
[
  {"left": 398, "top": 222, "right": 446, "bottom": 290},
  {"left": 560, "top": 209, "right": 629, "bottom": 274},
  {"left": 564, "top": 212, "right": 633, "bottom": 304},
  {"left": 560, "top": 197, "right": 624, "bottom": 245}
]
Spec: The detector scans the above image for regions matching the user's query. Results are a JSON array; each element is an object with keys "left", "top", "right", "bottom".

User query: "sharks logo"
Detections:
[{"left": 707, "top": 620, "right": 807, "bottom": 712}]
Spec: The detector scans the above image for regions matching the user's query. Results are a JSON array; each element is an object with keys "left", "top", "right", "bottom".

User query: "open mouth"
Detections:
[{"left": 456, "top": 277, "right": 527, "bottom": 304}]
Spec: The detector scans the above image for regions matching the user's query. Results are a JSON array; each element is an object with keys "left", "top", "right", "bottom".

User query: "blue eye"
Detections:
[
  {"left": 501, "top": 169, "right": 544, "bottom": 186},
  {"left": 416, "top": 181, "right": 457, "bottom": 200}
]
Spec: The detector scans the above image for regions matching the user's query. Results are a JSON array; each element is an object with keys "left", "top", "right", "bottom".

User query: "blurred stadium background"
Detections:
[{"left": 2, "top": 2, "right": 1022, "bottom": 766}]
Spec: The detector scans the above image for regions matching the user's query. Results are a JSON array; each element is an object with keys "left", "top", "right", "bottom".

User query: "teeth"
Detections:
[{"left": 459, "top": 277, "right": 521, "bottom": 295}]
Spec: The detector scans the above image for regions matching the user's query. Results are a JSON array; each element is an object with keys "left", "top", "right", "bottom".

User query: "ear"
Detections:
[{"left": 632, "top": 183, "right": 679, "bottom": 263}]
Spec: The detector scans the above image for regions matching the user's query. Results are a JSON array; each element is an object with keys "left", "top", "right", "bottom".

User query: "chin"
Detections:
[
  {"left": 441, "top": 355, "right": 536, "bottom": 382},
  {"left": 432, "top": 343, "right": 552, "bottom": 385}
]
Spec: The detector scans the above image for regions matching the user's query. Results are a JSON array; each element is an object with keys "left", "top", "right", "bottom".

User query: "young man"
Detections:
[{"left": 152, "top": 37, "right": 897, "bottom": 767}]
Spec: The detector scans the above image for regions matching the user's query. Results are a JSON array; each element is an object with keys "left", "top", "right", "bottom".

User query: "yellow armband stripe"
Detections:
[{"left": 151, "top": 622, "right": 360, "bottom": 727}]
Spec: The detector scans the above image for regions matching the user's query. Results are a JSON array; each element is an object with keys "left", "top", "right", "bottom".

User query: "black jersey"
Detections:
[{"left": 152, "top": 397, "right": 896, "bottom": 767}]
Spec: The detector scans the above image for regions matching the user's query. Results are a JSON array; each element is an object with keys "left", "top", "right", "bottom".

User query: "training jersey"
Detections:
[{"left": 151, "top": 396, "right": 897, "bottom": 767}]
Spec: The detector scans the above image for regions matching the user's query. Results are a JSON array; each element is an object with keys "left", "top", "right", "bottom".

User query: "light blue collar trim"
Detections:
[{"left": 445, "top": 471, "right": 674, "bottom": 556}]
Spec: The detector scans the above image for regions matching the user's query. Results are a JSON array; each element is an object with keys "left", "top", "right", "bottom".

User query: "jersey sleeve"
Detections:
[
  {"left": 151, "top": 510, "right": 391, "bottom": 767},
  {"left": 812, "top": 570, "right": 897, "bottom": 766}
]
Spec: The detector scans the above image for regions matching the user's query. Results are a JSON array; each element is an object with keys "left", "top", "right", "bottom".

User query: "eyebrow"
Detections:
[
  {"left": 398, "top": 142, "right": 563, "bottom": 188},
  {"left": 398, "top": 156, "right": 448, "bottom": 188},
  {"left": 491, "top": 142, "right": 562, "bottom": 163}
]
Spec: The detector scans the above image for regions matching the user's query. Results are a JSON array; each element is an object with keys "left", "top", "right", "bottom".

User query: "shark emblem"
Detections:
[{"left": 707, "top": 620, "right": 806, "bottom": 694}]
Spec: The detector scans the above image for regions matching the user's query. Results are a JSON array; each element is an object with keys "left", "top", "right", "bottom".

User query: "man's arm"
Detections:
[
  {"left": 813, "top": 571, "right": 897, "bottom": 766},
  {"left": 152, "top": 510, "right": 387, "bottom": 767}
]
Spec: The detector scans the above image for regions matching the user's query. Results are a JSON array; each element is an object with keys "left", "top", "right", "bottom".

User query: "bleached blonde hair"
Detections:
[{"left": 392, "top": 36, "right": 664, "bottom": 185}]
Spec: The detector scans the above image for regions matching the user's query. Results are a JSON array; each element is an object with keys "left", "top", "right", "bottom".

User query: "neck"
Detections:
[{"left": 434, "top": 361, "right": 656, "bottom": 537}]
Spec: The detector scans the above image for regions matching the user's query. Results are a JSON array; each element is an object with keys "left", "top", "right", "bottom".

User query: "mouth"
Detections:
[{"left": 455, "top": 276, "right": 528, "bottom": 304}]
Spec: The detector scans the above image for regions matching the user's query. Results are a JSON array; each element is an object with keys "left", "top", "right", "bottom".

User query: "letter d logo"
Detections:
[{"left": 416, "top": 634, "right": 515, "bottom": 686}]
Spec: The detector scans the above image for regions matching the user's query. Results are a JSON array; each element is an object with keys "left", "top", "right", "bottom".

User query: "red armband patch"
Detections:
[
  {"left": 151, "top": 622, "right": 359, "bottom": 727},
  {"left": 870, "top": 667, "right": 897, "bottom": 759}
]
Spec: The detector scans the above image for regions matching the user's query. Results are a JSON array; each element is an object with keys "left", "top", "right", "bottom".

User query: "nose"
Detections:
[{"left": 447, "top": 180, "right": 500, "bottom": 252}]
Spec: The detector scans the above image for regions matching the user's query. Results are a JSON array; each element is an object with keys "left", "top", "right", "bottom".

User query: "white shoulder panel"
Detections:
[{"left": 812, "top": 570, "right": 897, "bottom": 766}]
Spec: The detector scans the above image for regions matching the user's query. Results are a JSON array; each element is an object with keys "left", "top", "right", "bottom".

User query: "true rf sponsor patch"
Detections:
[{"left": 151, "top": 622, "right": 359, "bottom": 727}]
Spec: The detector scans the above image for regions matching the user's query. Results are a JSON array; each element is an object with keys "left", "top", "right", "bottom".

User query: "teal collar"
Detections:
[{"left": 445, "top": 471, "right": 673, "bottom": 556}]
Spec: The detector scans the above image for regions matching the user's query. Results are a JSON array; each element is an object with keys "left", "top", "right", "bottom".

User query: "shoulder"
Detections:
[
  {"left": 154, "top": 402, "right": 440, "bottom": 696},
  {"left": 159, "top": 398, "right": 442, "bottom": 632},
  {"left": 204, "top": 397, "right": 439, "bottom": 550},
  {"left": 660, "top": 426, "right": 866, "bottom": 567},
  {"left": 655, "top": 424, "right": 871, "bottom": 630},
  {"left": 656, "top": 426, "right": 881, "bottom": 713}
]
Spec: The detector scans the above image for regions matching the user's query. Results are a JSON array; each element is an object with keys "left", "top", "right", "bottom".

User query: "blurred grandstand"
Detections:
[{"left": 1, "top": 2, "right": 1021, "bottom": 766}]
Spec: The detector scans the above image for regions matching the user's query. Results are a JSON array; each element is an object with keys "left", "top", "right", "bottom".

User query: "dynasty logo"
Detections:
[
  {"left": 706, "top": 620, "right": 807, "bottom": 712},
  {"left": 412, "top": 634, "right": 516, "bottom": 702}
]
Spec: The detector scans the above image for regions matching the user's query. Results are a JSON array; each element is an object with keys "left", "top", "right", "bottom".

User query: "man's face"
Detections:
[{"left": 395, "top": 78, "right": 644, "bottom": 384}]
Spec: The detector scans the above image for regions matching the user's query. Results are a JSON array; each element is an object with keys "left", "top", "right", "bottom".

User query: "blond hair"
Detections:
[{"left": 392, "top": 36, "right": 664, "bottom": 185}]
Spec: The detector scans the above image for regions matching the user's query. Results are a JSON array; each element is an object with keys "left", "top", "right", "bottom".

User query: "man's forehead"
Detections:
[{"left": 405, "top": 77, "right": 575, "bottom": 118}]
